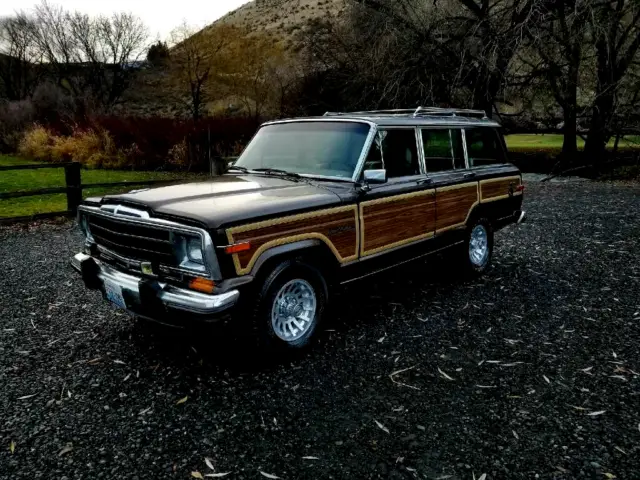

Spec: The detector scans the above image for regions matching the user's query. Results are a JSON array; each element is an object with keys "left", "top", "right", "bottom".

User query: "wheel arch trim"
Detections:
[{"left": 245, "top": 237, "right": 341, "bottom": 277}]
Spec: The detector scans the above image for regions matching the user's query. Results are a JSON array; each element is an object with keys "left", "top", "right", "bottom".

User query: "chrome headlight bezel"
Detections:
[{"left": 173, "top": 233, "right": 206, "bottom": 273}]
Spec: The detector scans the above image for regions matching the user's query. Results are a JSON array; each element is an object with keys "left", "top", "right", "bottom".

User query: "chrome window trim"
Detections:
[
  {"left": 415, "top": 126, "right": 426, "bottom": 175},
  {"left": 461, "top": 128, "right": 470, "bottom": 169},
  {"left": 78, "top": 205, "right": 221, "bottom": 280},
  {"left": 465, "top": 163, "right": 511, "bottom": 173},
  {"left": 448, "top": 130, "right": 456, "bottom": 170},
  {"left": 423, "top": 169, "right": 464, "bottom": 183},
  {"left": 352, "top": 124, "right": 378, "bottom": 182}
]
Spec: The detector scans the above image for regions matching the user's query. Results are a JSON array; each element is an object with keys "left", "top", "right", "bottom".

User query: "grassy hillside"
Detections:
[
  {"left": 213, "top": 0, "right": 346, "bottom": 49},
  {"left": 118, "top": 1, "right": 346, "bottom": 118}
]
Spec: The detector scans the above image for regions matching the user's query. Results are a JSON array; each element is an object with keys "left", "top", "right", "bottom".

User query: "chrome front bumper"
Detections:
[{"left": 71, "top": 253, "right": 239, "bottom": 320}]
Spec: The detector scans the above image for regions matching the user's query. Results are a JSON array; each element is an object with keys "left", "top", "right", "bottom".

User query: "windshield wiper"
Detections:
[
  {"left": 252, "top": 168, "right": 301, "bottom": 179},
  {"left": 227, "top": 165, "right": 250, "bottom": 173}
]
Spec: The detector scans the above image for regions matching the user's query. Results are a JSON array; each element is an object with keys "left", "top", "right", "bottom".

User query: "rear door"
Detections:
[
  {"left": 358, "top": 127, "right": 436, "bottom": 257},
  {"left": 464, "top": 127, "right": 523, "bottom": 219},
  {"left": 420, "top": 127, "right": 479, "bottom": 236}
]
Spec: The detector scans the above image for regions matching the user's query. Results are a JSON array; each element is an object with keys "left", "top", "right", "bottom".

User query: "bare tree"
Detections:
[
  {"left": 351, "top": 0, "right": 537, "bottom": 117},
  {"left": 30, "top": 1, "right": 81, "bottom": 97},
  {"left": 68, "top": 11, "right": 148, "bottom": 109},
  {"left": 224, "top": 31, "right": 290, "bottom": 119},
  {"left": 6, "top": 1, "right": 148, "bottom": 111},
  {"left": 583, "top": 0, "right": 640, "bottom": 164},
  {"left": 300, "top": 4, "right": 451, "bottom": 112},
  {"left": 170, "top": 23, "right": 231, "bottom": 120},
  {"left": 0, "top": 14, "right": 41, "bottom": 100},
  {"left": 523, "top": 1, "right": 589, "bottom": 159}
]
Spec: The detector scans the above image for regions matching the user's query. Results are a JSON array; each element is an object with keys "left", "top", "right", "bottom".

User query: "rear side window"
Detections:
[
  {"left": 465, "top": 128, "right": 506, "bottom": 167},
  {"left": 421, "top": 128, "right": 465, "bottom": 172},
  {"left": 377, "top": 129, "right": 420, "bottom": 178}
]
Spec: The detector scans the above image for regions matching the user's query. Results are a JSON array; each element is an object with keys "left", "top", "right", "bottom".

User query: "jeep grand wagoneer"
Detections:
[{"left": 72, "top": 107, "right": 525, "bottom": 352}]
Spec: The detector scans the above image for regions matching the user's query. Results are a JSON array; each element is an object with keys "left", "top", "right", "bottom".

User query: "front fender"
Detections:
[{"left": 249, "top": 239, "right": 327, "bottom": 277}]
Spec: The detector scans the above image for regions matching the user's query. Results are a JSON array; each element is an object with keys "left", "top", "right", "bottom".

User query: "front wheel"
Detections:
[
  {"left": 462, "top": 218, "right": 494, "bottom": 276},
  {"left": 249, "top": 259, "right": 327, "bottom": 353}
]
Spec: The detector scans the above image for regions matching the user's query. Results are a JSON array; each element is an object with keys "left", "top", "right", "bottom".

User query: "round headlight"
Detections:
[{"left": 186, "top": 237, "right": 204, "bottom": 264}]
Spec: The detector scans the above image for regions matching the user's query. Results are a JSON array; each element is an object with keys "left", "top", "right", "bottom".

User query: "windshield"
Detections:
[{"left": 234, "top": 121, "right": 371, "bottom": 179}]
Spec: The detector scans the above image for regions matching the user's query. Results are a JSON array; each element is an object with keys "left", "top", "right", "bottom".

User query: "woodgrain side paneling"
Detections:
[
  {"left": 480, "top": 176, "right": 522, "bottom": 202},
  {"left": 435, "top": 182, "right": 479, "bottom": 233},
  {"left": 226, "top": 206, "right": 359, "bottom": 275},
  {"left": 360, "top": 190, "right": 436, "bottom": 257}
]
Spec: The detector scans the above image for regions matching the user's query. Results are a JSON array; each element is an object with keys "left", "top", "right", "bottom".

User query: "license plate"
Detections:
[{"left": 104, "top": 279, "right": 126, "bottom": 310}]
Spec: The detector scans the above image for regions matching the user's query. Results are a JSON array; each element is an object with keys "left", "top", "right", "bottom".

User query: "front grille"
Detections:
[{"left": 88, "top": 214, "right": 177, "bottom": 266}]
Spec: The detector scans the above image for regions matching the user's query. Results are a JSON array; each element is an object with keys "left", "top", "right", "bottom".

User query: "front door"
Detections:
[{"left": 359, "top": 128, "right": 436, "bottom": 258}]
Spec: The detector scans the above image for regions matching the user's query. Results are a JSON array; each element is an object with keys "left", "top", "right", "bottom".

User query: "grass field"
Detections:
[
  {"left": 505, "top": 134, "right": 640, "bottom": 152},
  {"left": 0, "top": 156, "right": 204, "bottom": 218}
]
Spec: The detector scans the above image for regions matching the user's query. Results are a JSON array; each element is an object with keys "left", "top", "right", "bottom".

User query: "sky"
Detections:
[{"left": 0, "top": 0, "right": 250, "bottom": 41}]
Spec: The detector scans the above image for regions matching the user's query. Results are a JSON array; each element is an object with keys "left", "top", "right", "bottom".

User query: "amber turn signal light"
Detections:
[
  {"left": 224, "top": 242, "right": 251, "bottom": 254},
  {"left": 189, "top": 277, "right": 215, "bottom": 294}
]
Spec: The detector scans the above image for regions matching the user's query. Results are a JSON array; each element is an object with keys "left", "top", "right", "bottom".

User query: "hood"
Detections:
[{"left": 101, "top": 174, "right": 344, "bottom": 228}]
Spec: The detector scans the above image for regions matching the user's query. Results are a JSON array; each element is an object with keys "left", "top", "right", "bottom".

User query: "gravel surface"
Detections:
[{"left": 1, "top": 181, "right": 639, "bottom": 480}]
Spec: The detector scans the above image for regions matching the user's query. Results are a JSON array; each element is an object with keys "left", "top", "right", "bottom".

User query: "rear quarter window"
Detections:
[{"left": 465, "top": 128, "right": 507, "bottom": 167}]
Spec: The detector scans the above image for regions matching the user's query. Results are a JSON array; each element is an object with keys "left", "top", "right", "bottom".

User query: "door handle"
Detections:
[{"left": 463, "top": 172, "right": 476, "bottom": 179}]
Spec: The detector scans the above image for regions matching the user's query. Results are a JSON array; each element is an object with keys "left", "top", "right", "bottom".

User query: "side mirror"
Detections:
[{"left": 363, "top": 169, "right": 387, "bottom": 184}]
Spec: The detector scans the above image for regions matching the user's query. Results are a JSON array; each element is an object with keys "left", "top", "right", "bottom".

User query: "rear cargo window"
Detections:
[{"left": 465, "top": 128, "right": 506, "bottom": 167}]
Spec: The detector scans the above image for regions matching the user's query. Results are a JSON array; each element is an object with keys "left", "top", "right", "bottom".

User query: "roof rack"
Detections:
[{"left": 324, "top": 106, "right": 488, "bottom": 119}]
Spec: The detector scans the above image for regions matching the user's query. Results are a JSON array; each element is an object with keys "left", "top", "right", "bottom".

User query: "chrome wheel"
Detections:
[
  {"left": 271, "top": 279, "right": 317, "bottom": 342},
  {"left": 469, "top": 224, "right": 489, "bottom": 267}
]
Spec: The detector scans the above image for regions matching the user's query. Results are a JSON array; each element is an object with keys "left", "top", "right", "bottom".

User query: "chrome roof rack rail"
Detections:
[{"left": 324, "top": 107, "right": 488, "bottom": 119}]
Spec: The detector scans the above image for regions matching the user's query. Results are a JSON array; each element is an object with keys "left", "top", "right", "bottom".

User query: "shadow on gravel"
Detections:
[{"left": 124, "top": 250, "right": 525, "bottom": 376}]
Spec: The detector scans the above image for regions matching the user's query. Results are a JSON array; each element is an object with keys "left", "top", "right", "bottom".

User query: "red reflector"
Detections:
[
  {"left": 225, "top": 242, "right": 251, "bottom": 254},
  {"left": 516, "top": 185, "right": 525, "bottom": 192}
]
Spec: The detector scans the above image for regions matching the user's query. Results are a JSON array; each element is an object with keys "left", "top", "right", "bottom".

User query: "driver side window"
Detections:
[{"left": 363, "top": 129, "right": 420, "bottom": 178}]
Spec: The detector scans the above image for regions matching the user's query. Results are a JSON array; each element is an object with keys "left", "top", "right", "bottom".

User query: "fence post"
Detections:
[{"left": 64, "top": 162, "right": 82, "bottom": 214}]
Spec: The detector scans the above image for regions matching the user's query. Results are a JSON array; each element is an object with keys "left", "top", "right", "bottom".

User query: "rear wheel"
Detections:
[
  {"left": 462, "top": 217, "right": 493, "bottom": 276},
  {"left": 249, "top": 259, "right": 327, "bottom": 353}
]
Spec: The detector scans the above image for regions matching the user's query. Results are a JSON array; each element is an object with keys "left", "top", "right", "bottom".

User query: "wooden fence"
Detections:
[{"left": 0, "top": 162, "right": 191, "bottom": 225}]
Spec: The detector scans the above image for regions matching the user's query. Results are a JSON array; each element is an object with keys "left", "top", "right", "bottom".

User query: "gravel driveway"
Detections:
[{"left": 1, "top": 181, "right": 639, "bottom": 480}]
